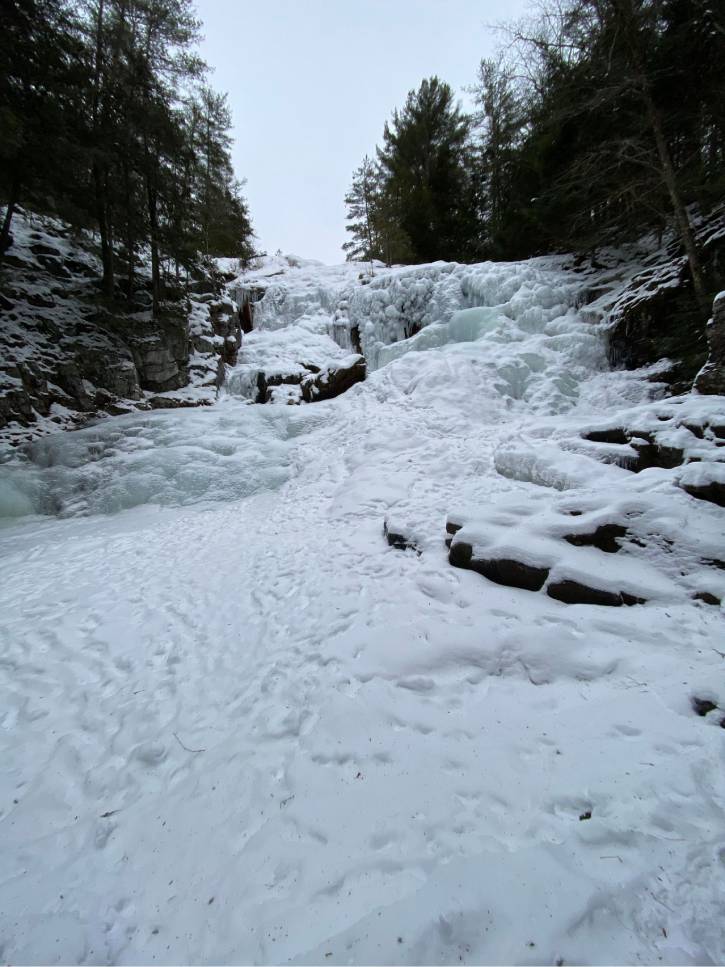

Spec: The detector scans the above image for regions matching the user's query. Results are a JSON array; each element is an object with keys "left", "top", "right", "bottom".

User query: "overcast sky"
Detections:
[{"left": 195, "top": 0, "right": 531, "bottom": 264}]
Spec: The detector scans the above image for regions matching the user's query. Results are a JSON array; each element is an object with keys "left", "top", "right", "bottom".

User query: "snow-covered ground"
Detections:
[{"left": 1, "top": 254, "right": 724, "bottom": 965}]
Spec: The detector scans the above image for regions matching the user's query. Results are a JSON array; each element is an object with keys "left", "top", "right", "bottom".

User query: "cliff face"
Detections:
[
  {"left": 0, "top": 211, "right": 243, "bottom": 443},
  {"left": 605, "top": 209, "right": 725, "bottom": 393}
]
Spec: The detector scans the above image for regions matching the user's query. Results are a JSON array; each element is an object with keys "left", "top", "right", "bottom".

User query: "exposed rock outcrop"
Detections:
[
  {"left": 546, "top": 579, "right": 644, "bottom": 607},
  {"left": 605, "top": 211, "right": 725, "bottom": 392},
  {"left": 563, "top": 523, "right": 628, "bottom": 553},
  {"left": 106, "top": 313, "right": 190, "bottom": 392},
  {"left": 678, "top": 469, "right": 725, "bottom": 507},
  {"left": 0, "top": 211, "right": 240, "bottom": 441},
  {"left": 252, "top": 355, "right": 366, "bottom": 405},
  {"left": 694, "top": 291, "right": 725, "bottom": 395},
  {"left": 300, "top": 355, "right": 366, "bottom": 403},
  {"left": 449, "top": 541, "right": 550, "bottom": 591}
]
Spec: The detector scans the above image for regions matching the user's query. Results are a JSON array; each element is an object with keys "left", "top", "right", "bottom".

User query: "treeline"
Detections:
[
  {"left": 344, "top": 0, "right": 724, "bottom": 312},
  {"left": 1, "top": 0, "right": 255, "bottom": 314}
]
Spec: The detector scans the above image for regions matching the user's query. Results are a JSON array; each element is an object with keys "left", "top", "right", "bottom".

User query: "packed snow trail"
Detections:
[{"left": 1, "top": 256, "right": 724, "bottom": 965}]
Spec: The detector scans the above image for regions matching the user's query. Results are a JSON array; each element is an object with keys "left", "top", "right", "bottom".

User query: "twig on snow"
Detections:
[{"left": 173, "top": 731, "right": 206, "bottom": 753}]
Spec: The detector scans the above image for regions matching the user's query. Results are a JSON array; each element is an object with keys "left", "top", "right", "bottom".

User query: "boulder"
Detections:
[
  {"left": 582, "top": 425, "right": 685, "bottom": 473},
  {"left": 680, "top": 478, "right": 725, "bottom": 508},
  {"left": 546, "top": 579, "right": 645, "bottom": 607},
  {"left": 693, "top": 591, "right": 721, "bottom": 606},
  {"left": 444, "top": 518, "right": 463, "bottom": 548},
  {"left": 383, "top": 520, "right": 420, "bottom": 554},
  {"left": 583, "top": 428, "right": 629, "bottom": 445},
  {"left": 628, "top": 439, "right": 684, "bottom": 472},
  {"left": 300, "top": 355, "right": 366, "bottom": 403},
  {"left": 449, "top": 540, "right": 550, "bottom": 591},
  {"left": 257, "top": 370, "right": 303, "bottom": 404},
  {"left": 563, "top": 523, "right": 628, "bottom": 553},
  {"left": 691, "top": 696, "right": 718, "bottom": 717}
]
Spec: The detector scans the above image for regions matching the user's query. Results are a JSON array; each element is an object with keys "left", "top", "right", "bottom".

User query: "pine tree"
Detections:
[
  {"left": 342, "top": 156, "right": 380, "bottom": 265},
  {"left": 376, "top": 77, "right": 477, "bottom": 263},
  {"left": 2, "top": 0, "right": 256, "bottom": 304},
  {"left": 0, "top": 0, "right": 84, "bottom": 253},
  {"left": 497, "top": 0, "right": 724, "bottom": 307},
  {"left": 469, "top": 56, "right": 526, "bottom": 257},
  {"left": 190, "top": 87, "right": 254, "bottom": 261}
]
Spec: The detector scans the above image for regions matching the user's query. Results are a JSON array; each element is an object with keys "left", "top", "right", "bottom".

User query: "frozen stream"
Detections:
[{"left": 1, "top": 257, "right": 724, "bottom": 965}]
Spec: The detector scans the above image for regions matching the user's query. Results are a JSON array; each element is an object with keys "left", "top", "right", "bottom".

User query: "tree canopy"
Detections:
[
  {"left": 344, "top": 0, "right": 724, "bottom": 310},
  {"left": 0, "top": 0, "right": 256, "bottom": 313}
]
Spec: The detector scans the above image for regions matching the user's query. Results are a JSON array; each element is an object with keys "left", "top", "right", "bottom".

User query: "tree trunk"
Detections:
[
  {"left": 642, "top": 88, "right": 709, "bottom": 314},
  {"left": 0, "top": 177, "right": 20, "bottom": 255},
  {"left": 94, "top": 162, "right": 114, "bottom": 298},
  {"left": 147, "top": 176, "right": 160, "bottom": 316},
  {"left": 613, "top": 0, "right": 709, "bottom": 315},
  {"left": 92, "top": 0, "right": 114, "bottom": 298},
  {"left": 122, "top": 158, "right": 134, "bottom": 301}
]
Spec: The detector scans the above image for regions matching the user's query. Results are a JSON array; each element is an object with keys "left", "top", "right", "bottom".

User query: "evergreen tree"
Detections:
[
  {"left": 191, "top": 87, "right": 254, "bottom": 260},
  {"left": 343, "top": 156, "right": 381, "bottom": 264},
  {"left": 1, "top": 0, "right": 256, "bottom": 312},
  {"left": 377, "top": 77, "right": 477, "bottom": 263},
  {"left": 495, "top": 0, "right": 724, "bottom": 308},
  {"left": 0, "top": 0, "right": 84, "bottom": 252},
  {"left": 469, "top": 56, "right": 526, "bottom": 257}
]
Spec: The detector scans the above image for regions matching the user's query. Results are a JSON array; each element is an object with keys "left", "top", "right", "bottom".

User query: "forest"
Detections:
[
  {"left": 0, "top": 0, "right": 255, "bottom": 315},
  {"left": 343, "top": 0, "right": 724, "bottom": 316}
]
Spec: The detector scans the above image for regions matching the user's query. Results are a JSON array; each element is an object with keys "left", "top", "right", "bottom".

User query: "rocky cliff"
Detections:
[
  {"left": 0, "top": 210, "right": 243, "bottom": 443},
  {"left": 605, "top": 208, "right": 725, "bottom": 393}
]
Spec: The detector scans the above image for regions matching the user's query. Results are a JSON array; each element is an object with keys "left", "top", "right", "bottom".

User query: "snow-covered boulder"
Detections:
[{"left": 300, "top": 354, "right": 366, "bottom": 403}]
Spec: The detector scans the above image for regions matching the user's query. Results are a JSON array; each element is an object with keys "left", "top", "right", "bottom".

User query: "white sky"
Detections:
[{"left": 195, "top": 0, "right": 531, "bottom": 264}]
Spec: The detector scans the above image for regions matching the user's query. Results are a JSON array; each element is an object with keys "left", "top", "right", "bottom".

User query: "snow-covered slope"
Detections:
[{"left": 1, "top": 252, "right": 724, "bottom": 965}]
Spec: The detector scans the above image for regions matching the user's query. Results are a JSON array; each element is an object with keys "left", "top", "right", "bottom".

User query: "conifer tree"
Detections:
[
  {"left": 2, "top": 0, "right": 256, "bottom": 310},
  {"left": 0, "top": 0, "right": 84, "bottom": 252},
  {"left": 342, "top": 156, "right": 380, "bottom": 264},
  {"left": 376, "top": 77, "right": 477, "bottom": 263},
  {"left": 469, "top": 56, "right": 526, "bottom": 257}
]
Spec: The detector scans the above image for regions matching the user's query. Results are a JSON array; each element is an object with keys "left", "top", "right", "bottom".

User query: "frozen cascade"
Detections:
[
  {"left": 222, "top": 254, "right": 610, "bottom": 415},
  {"left": 2, "top": 256, "right": 622, "bottom": 519}
]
